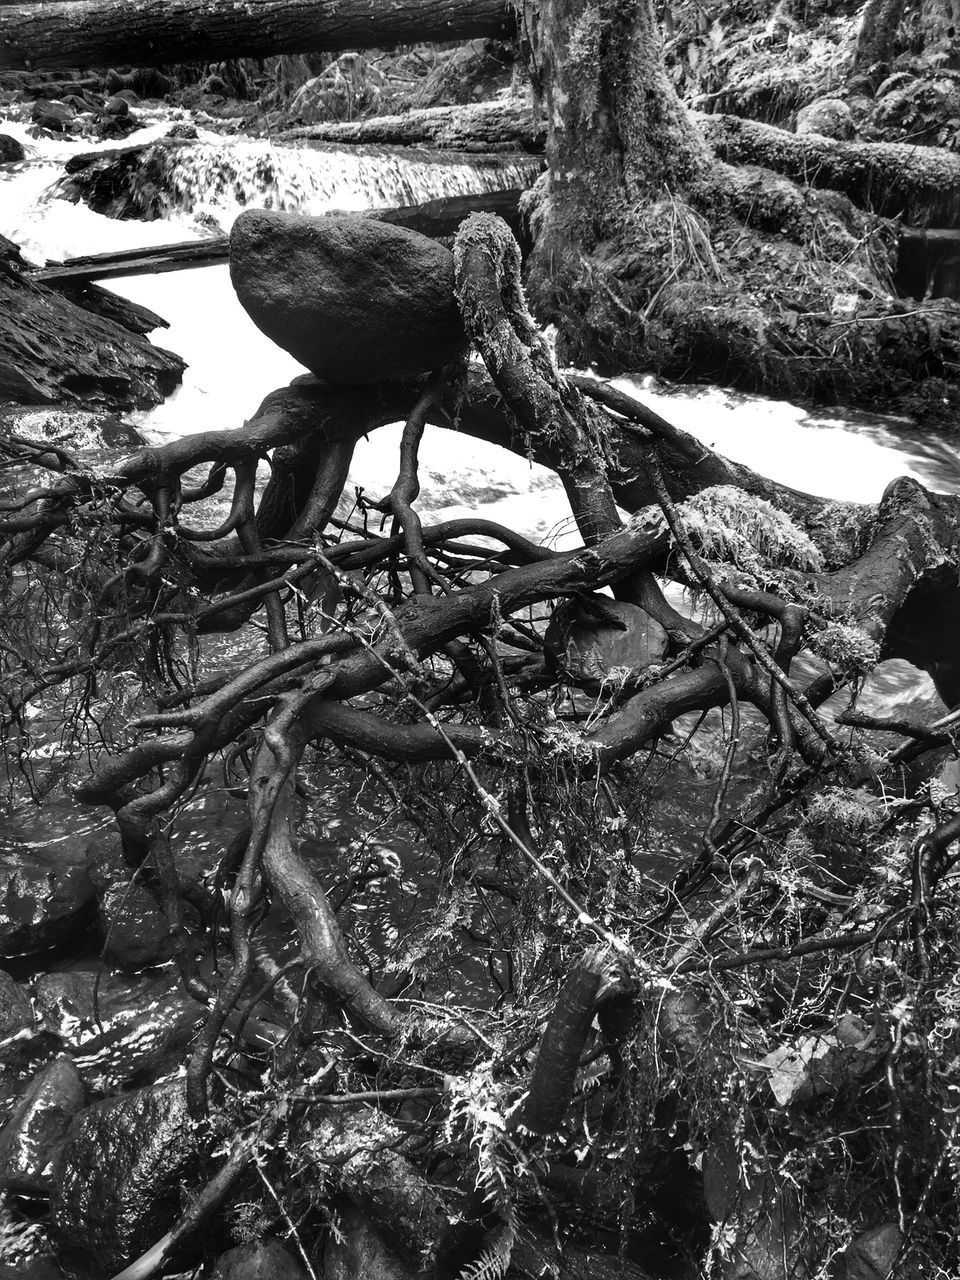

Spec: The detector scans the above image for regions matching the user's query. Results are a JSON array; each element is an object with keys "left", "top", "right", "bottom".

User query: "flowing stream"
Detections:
[{"left": 2, "top": 106, "right": 960, "bottom": 726}]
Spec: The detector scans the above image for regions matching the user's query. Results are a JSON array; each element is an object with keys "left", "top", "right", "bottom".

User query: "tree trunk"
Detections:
[
  {"left": 921, "top": 0, "right": 960, "bottom": 66},
  {"left": 523, "top": 0, "right": 712, "bottom": 365},
  {"left": 0, "top": 0, "right": 513, "bottom": 72},
  {"left": 853, "top": 0, "right": 905, "bottom": 72},
  {"left": 526, "top": 0, "right": 708, "bottom": 261}
]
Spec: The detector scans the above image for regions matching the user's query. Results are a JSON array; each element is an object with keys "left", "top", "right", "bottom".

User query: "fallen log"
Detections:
[
  {"left": 32, "top": 188, "right": 532, "bottom": 284},
  {"left": 696, "top": 111, "right": 960, "bottom": 227},
  {"left": 285, "top": 99, "right": 546, "bottom": 153},
  {"left": 0, "top": 0, "right": 514, "bottom": 72},
  {"left": 34, "top": 237, "right": 231, "bottom": 283}
]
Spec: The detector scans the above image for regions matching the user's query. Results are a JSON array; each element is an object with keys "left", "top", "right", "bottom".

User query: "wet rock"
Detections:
[
  {"left": 166, "top": 120, "right": 198, "bottom": 140},
  {"left": 0, "top": 134, "right": 25, "bottom": 163},
  {"left": 839, "top": 1224, "right": 905, "bottom": 1279},
  {"left": 51, "top": 1078, "right": 198, "bottom": 1270},
  {"left": 545, "top": 597, "right": 668, "bottom": 683},
  {"left": 796, "top": 97, "right": 854, "bottom": 140},
  {"left": 171, "top": 785, "right": 246, "bottom": 906},
  {"left": 759, "top": 1013, "right": 884, "bottom": 1106},
  {"left": 87, "top": 838, "right": 173, "bottom": 970},
  {"left": 30, "top": 99, "right": 75, "bottom": 134},
  {"left": 0, "top": 405, "right": 146, "bottom": 455},
  {"left": 0, "top": 969, "right": 34, "bottom": 1040},
  {"left": 325, "top": 1205, "right": 415, "bottom": 1280},
  {"left": 0, "top": 838, "right": 95, "bottom": 957},
  {"left": 32, "top": 967, "right": 203, "bottom": 1091},
  {"left": 0, "top": 969, "right": 48, "bottom": 1083},
  {"left": 212, "top": 1238, "right": 309, "bottom": 1279},
  {"left": 103, "top": 94, "right": 129, "bottom": 117},
  {"left": 0, "top": 1056, "right": 85, "bottom": 1193},
  {"left": 230, "top": 210, "right": 467, "bottom": 386}
]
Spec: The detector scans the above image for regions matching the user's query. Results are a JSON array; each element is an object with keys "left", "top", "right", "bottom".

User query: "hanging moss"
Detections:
[{"left": 676, "top": 484, "right": 824, "bottom": 576}]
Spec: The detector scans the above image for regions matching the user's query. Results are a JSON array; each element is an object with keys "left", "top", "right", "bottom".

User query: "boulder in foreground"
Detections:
[
  {"left": 51, "top": 1078, "right": 197, "bottom": 1269},
  {"left": 230, "top": 210, "right": 467, "bottom": 385}
]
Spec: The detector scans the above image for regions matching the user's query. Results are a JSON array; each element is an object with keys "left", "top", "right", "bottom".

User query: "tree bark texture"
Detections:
[
  {"left": 921, "top": 0, "right": 960, "bottom": 65},
  {"left": 853, "top": 0, "right": 905, "bottom": 71},
  {"left": 526, "top": 0, "right": 709, "bottom": 256},
  {"left": 0, "top": 0, "right": 514, "bottom": 72}
]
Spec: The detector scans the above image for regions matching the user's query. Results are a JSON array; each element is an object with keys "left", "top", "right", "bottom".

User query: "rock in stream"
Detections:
[{"left": 229, "top": 210, "right": 467, "bottom": 385}]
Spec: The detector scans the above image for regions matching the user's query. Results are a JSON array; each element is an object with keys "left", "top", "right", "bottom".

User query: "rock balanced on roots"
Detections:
[{"left": 229, "top": 209, "right": 468, "bottom": 385}]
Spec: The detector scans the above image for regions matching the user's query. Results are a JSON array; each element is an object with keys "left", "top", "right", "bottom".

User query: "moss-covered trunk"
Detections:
[
  {"left": 525, "top": 0, "right": 711, "bottom": 342},
  {"left": 520, "top": 0, "right": 960, "bottom": 414},
  {"left": 853, "top": 0, "right": 905, "bottom": 71},
  {"left": 921, "top": 0, "right": 960, "bottom": 65},
  {"left": 528, "top": 0, "right": 707, "bottom": 246}
]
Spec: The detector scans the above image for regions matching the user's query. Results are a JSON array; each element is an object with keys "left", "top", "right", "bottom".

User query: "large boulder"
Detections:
[
  {"left": 212, "top": 1239, "right": 309, "bottom": 1279},
  {"left": 229, "top": 210, "right": 467, "bottom": 386},
  {"left": 0, "top": 1055, "right": 85, "bottom": 1193},
  {"left": 51, "top": 1078, "right": 198, "bottom": 1269}
]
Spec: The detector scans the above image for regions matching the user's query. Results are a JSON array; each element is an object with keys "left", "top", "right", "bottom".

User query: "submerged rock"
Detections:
[
  {"left": 0, "top": 840, "right": 95, "bottom": 957},
  {"left": 545, "top": 597, "right": 669, "bottom": 683},
  {"left": 0, "top": 969, "right": 48, "bottom": 1081},
  {"left": 32, "top": 967, "right": 203, "bottom": 1091},
  {"left": 30, "top": 99, "right": 74, "bottom": 135},
  {"left": 50, "top": 1078, "right": 198, "bottom": 1269},
  {"left": 229, "top": 210, "right": 467, "bottom": 385},
  {"left": 0, "top": 405, "right": 146, "bottom": 455},
  {"left": 212, "top": 1238, "right": 309, "bottom": 1279},
  {"left": 0, "top": 1056, "right": 85, "bottom": 1194},
  {"left": 0, "top": 970, "right": 34, "bottom": 1042},
  {"left": 87, "top": 839, "right": 174, "bottom": 970}
]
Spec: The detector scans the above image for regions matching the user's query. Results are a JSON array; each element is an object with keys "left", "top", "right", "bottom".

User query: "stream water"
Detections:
[{"left": 2, "top": 106, "right": 959, "bottom": 735}]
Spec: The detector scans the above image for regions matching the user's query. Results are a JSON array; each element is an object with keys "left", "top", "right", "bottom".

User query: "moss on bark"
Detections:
[{"left": 520, "top": 0, "right": 960, "bottom": 420}]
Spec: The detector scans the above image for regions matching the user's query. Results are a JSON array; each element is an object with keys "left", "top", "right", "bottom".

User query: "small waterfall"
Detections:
[{"left": 134, "top": 140, "right": 542, "bottom": 228}]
